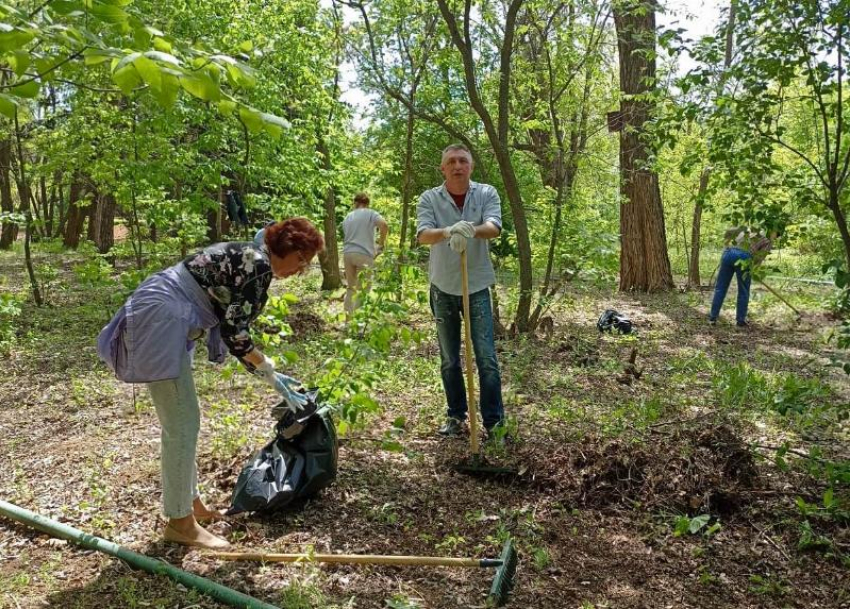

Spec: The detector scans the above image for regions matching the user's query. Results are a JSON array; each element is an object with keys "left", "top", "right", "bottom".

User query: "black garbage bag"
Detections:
[
  {"left": 227, "top": 391, "right": 338, "bottom": 515},
  {"left": 597, "top": 309, "right": 633, "bottom": 334}
]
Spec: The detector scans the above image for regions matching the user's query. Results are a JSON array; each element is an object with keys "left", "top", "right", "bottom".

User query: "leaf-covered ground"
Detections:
[{"left": 1, "top": 248, "right": 849, "bottom": 609}]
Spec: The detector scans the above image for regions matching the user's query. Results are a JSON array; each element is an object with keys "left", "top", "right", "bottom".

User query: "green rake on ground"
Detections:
[{"left": 211, "top": 537, "right": 518, "bottom": 606}]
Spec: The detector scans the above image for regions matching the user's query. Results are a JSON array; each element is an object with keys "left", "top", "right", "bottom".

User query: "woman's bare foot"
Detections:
[
  {"left": 164, "top": 514, "right": 230, "bottom": 549},
  {"left": 192, "top": 497, "right": 227, "bottom": 523}
]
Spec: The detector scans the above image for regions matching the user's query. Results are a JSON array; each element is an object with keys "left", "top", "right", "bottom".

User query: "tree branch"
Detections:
[{"left": 0, "top": 47, "right": 89, "bottom": 90}]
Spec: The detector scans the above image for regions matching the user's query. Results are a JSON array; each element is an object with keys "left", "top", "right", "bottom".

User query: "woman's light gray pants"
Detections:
[{"left": 147, "top": 354, "right": 199, "bottom": 519}]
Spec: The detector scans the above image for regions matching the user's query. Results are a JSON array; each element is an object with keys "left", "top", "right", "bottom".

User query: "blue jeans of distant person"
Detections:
[
  {"left": 710, "top": 247, "right": 752, "bottom": 324},
  {"left": 430, "top": 285, "right": 504, "bottom": 430}
]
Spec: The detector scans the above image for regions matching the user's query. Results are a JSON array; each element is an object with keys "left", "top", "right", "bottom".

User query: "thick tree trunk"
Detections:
[
  {"left": 0, "top": 138, "right": 15, "bottom": 249},
  {"left": 614, "top": 0, "right": 673, "bottom": 292},
  {"left": 316, "top": 133, "right": 341, "bottom": 290},
  {"left": 93, "top": 193, "right": 116, "bottom": 254},
  {"left": 63, "top": 175, "right": 90, "bottom": 249}
]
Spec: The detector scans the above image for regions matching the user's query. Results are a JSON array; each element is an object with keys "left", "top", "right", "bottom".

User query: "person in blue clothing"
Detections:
[
  {"left": 709, "top": 226, "right": 775, "bottom": 328},
  {"left": 417, "top": 144, "right": 505, "bottom": 440},
  {"left": 98, "top": 218, "right": 324, "bottom": 549}
]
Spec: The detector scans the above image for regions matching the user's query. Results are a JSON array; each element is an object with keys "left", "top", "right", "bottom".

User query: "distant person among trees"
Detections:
[
  {"left": 709, "top": 226, "right": 775, "bottom": 328},
  {"left": 341, "top": 192, "right": 388, "bottom": 319},
  {"left": 97, "top": 218, "right": 324, "bottom": 550},
  {"left": 417, "top": 144, "right": 505, "bottom": 441}
]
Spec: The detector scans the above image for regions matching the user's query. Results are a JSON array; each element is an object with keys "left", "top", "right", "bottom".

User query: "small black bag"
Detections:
[
  {"left": 227, "top": 391, "right": 338, "bottom": 515},
  {"left": 597, "top": 309, "right": 633, "bottom": 334}
]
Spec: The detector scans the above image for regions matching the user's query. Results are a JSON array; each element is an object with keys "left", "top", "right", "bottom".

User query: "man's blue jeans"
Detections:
[
  {"left": 710, "top": 247, "right": 752, "bottom": 324},
  {"left": 429, "top": 285, "right": 504, "bottom": 429}
]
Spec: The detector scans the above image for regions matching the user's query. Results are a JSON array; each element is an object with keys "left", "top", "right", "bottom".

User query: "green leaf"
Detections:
[
  {"left": 260, "top": 112, "right": 290, "bottom": 139},
  {"left": 112, "top": 64, "right": 141, "bottom": 95},
  {"left": 823, "top": 488, "right": 835, "bottom": 509},
  {"left": 9, "top": 50, "right": 30, "bottom": 76},
  {"left": 10, "top": 80, "right": 39, "bottom": 99},
  {"left": 217, "top": 98, "right": 236, "bottom": 116},
  {"left": 89, "top": 3, "right": 128, "bottom": 24},
  {"left": 0, "top": 93, "right": 16, "bottom": 118},
  {"left": 152, "top": 37, "right": 172, "bottom": 53},
  {"left": 49, "top": 1, "right": 83, "bottom": 15},
  {"left": 239, "top": 107, "right": 263, "bottom": 133},
  {"left": 179, "top": 73, "right": 220, "bottom": 101},
  {"left": 132, "top": 55, "right": 161, "bottom": 90},
  {"left": 0, "top": 26, "right": 34, "bottom": 53},
  {"left": 282, "top": 350, "right": 299, "bottom": 364},
  {"left": 151, "top": 73, "right": 179, "bottom": 108},
  {"left": 143, "top": 51, "right": 181, "bottom": 67},
  {"left": 688, "top": 514, "right": 710, "bottom": 534},
  {"left": 84, "top": 49, "right": 113, "bottom": 66},
  {"left": 238, "top": 40, "right": 253, "bottom": 52}
]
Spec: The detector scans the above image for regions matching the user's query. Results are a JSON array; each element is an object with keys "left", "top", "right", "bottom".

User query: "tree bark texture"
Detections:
[
  {"left": 63, "top": 174, "right": 90, "bottom": 249},
  {"left": 92, "top": 193, "right": 116, "bottom": 254},
  {"left": 0, "top": 138, "right": 15, "bottom": 249},
  {"left": 614, "top": 0, "right": 674, "bottom": 292}
]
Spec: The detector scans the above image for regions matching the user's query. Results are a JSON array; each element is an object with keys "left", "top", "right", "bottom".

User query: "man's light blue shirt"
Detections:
[{"left": 416, "top": 180, "right": 502, "bottom": 296}]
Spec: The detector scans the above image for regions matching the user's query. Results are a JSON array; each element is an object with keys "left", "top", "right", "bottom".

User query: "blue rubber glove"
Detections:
[{"left": 273, "top": 373, "right": 308, "bottom": 413}]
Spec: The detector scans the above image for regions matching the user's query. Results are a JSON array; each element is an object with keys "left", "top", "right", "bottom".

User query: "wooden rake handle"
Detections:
[
  {"left": 210, "top": 551, "right": 502, "bottom": 568},
  {"left": 460, "top": 249, "right": 479, "bottom": 456}
]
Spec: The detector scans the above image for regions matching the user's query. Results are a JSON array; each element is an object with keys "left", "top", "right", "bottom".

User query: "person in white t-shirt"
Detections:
[{"left": 342, "top": 192, "right": 389, "bottom": 318}]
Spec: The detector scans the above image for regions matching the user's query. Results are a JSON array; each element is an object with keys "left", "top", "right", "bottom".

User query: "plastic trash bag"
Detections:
[
  {"left": 227, "top": 391, "right": 338, "bottom": 515},
  {"left": 597, "top": 309, "right": 633, "bottom": 334}
]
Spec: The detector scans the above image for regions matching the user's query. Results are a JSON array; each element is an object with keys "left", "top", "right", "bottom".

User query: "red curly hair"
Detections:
[{"left": 264, "top": 217, "right": 325, "bottom": 261}]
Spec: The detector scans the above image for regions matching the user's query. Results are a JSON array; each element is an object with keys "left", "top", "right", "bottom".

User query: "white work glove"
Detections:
[
  {"left": 442, "top": 221, "right": 475, "bottom": 253},
  {"left": 254, "top": 355, "right": 308, "bottom": 412}
]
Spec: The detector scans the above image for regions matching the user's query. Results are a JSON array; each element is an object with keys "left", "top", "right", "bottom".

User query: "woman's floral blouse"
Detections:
[{"left": 183, "top": 242, "right": 272, "bottom": 358}]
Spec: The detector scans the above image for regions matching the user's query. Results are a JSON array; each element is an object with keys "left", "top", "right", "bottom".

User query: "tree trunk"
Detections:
[
  {"left": 828, "top": 192, "right": 850, "bottom": 272},
  {"left": 63, "top": 175, "right": 90, "bottom": 249},
  {"left": 13, "top": 110, "right": 41, "bottom": 306},
  {"left": 398, "top": 103, "right": 416, "bottom": 255},
  {"left": 93, "top": 192, "right": 116, "bottom": 254},
  {"left": 316, "top": 133, "right": 341, "bottom": 290},
  {"left": 614, "top": 0, "right": 673, "bottom": 292},
  {"left": 688, "top": 168, "right": 710, "bottom": 287},
  {"left": 0, "top": 138, "right": 15, "bottom": 249}
]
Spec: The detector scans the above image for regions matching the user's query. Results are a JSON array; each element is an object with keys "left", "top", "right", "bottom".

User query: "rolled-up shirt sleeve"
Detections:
[
  {"left": 481, "top": 185, "right": 502, "bottom": 231},
  {"left": 417, "top": 191, "right": 437, "bottom": 236}
]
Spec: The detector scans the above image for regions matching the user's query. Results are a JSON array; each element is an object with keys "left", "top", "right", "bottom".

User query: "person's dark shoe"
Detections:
[
  {"left": 437, "top": 417, "right": 465, "bottom": 437},
  {"left": 708, "top": 317, "right": 717, "bottom": 326},
  {"left": 736, "top": 320, "right": 749, "bottom": 329}
]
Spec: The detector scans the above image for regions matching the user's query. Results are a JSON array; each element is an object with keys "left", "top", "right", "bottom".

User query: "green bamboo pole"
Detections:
[{"left": 0, "top": 500, "right": 279, "bottom": 609}]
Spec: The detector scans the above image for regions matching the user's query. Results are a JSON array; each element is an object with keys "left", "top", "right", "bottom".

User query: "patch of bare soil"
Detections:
[{"left": 521, "top": 422, "right": 758, "bottom": 516}]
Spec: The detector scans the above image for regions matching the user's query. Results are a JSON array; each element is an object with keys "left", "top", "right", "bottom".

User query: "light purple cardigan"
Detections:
[{"left": 97, "top": 263, "right": 227, "bottom": 383}]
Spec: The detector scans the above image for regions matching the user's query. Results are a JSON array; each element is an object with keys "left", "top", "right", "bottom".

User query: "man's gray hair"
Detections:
[{"left": 442, "top": 143, "right": 471, "bottom": 158}]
